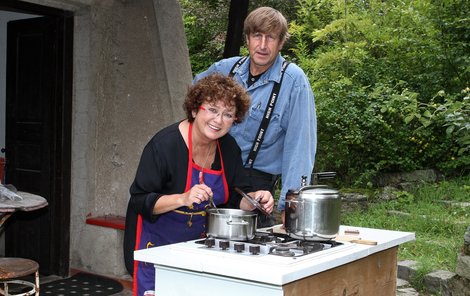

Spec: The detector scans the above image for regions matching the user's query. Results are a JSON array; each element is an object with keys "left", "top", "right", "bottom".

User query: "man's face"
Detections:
[{"left": 246, "top": 31, "right": 284, "bottom": 75}]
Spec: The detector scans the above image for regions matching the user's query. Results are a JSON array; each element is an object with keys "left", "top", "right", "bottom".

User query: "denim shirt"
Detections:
[{"left": 194, "top": 55, "right": 317, "bottom": 211}]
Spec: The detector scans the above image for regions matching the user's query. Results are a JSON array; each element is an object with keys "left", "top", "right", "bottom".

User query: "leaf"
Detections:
[
  {"left": 404, "top": 114, "right": 415, "bottom": 124},
  {"left": 419, "top": 117, "right": 431, "bottom": 127},
  {"left": 446, "top": 125, "right": 455, "bottom": 135}
]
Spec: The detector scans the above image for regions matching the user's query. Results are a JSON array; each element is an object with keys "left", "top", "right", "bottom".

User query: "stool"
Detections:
[{"left": 0, "top": 258, "right": 39, "bottom": 296}]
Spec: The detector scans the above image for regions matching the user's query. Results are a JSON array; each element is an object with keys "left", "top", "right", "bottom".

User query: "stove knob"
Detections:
[
  {"left": 249, "top": 245, "right": 260, "bottom": 255},
  {"left": 205, "top": 238, "right": 215, "bottom": 248},
  {"left": 234, "top": 243, "right": 245, "bottom": 253},
  {"left": 219, "top": 240, "right": 230, "bottom": 250}
]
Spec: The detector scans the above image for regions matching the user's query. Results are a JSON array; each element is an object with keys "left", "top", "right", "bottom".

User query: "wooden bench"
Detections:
[{"left": 86, "top": 215, "right": 125, "bottom": 230}]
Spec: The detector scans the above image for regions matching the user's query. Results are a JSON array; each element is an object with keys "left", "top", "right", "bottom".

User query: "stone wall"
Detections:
[
  {"left": 27, "top": 0, "right": 192, "bottom": 277},
  {"left": 397, "top": 225, "right": 470, "bottom": 295}
]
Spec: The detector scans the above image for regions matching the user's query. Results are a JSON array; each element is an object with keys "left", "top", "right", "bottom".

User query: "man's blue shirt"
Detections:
[{"left": 194, "top": 54, "right": 316, "bottom": 211}]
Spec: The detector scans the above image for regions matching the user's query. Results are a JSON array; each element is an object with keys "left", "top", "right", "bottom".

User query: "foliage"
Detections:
[
  {"left": 342, "top": 176, "right": 470, "bottom": 293},
  {"left": 181, "top": 0, "right": 230, "bottom": 74},
  {"left": 182, "top": 0, "right": 470, "bottom": 185},
  {"left": 290, "top": 0, "right": 470, "bottom": 185},
  {"left": 182, "top": 0, "right": 298, "bottom": 75}
]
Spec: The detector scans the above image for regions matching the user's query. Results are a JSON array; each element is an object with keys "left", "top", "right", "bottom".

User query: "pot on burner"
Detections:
[
  {"left": 285, "top": 184, "right": 341, "bottom": 242},
  {"left": 206, "top": 208, "right": 257, "bottom": 241}
]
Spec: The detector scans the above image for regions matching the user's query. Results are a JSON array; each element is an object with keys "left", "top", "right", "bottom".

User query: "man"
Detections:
[{"left": 194, "top": 6, "right": 316, "bottom": 227}]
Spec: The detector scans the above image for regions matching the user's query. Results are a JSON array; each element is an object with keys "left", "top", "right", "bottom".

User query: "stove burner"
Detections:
[
  {"left": 269, "top": 246, "right": 296, "bottom": 257},
  {"left": 249, "top": 232, "right": 282, "bottom": 244},
  {"left": 196, "top": 232, "right": 344, "bottom": 257},
  {"left": 301, "top": 242, "right": 324, "bottom": 254}
]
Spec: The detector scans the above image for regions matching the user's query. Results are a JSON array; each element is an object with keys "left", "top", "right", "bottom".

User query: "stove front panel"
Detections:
[
  {"left": 155, "top": 265, "right": 284, "bottom": 296},
  {"left": 198, "top": 234, "right": 344, "bottom": 258}
]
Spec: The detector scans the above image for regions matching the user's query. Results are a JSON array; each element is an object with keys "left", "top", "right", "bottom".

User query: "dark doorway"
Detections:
[
  {"left": 2, "top": 1, "right": 73, "bottom": 277},
  {"left": 223, "top": 0, "right": 249, "bottom": 58}
]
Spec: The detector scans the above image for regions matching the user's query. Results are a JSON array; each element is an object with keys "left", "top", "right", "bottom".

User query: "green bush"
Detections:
[
  {"left": 182, "top": 0, "right": 470, "bottom": 185},
  {"left": 290, "top": 0, "right": 469, "bottom": 185}
]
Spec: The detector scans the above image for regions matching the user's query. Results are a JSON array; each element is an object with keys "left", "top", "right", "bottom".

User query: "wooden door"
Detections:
[{"left": 4, "top": 15, "right": 72, "bottom": 276}]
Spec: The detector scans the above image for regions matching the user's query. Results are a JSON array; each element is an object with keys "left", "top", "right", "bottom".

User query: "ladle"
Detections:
[{"left": 209, "top": 196, "right": 219, "bottom": 213}]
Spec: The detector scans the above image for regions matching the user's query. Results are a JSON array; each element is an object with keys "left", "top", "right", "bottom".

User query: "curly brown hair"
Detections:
[{"left": 183, "top": 73, "right": 251, "bottom": 124}]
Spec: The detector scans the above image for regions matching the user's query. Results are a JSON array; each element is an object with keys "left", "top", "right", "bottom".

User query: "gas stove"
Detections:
[
  {"left": 134, "top": 225, "right": 415, "bottom": 295},
  {"left": 196, "top": 231, "right": 344, "bottom": 258}
]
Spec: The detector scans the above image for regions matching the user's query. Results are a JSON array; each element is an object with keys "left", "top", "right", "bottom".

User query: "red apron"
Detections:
[{"left": 133, "top": 123, "right": 228, "bottom": 296}]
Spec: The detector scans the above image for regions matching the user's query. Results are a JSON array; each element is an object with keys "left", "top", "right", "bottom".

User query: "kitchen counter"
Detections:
[{"left": 134, "top": 225, "right": 415, "bottom": 296}]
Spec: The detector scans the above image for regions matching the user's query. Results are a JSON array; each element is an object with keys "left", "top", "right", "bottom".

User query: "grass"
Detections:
[{"left": 341, "top": 175, "right": 470, "bottom": 291}]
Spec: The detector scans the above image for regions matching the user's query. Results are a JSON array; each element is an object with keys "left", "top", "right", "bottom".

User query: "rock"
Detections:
[
  {"left": 465, "top": 226, "right": 470, "bottom": 242},
  {"left": 375, "top": 169, "right": 442, "bottom": 187},
  {"left": 340, "top": 192, "right": 368, "bottom": 202},
  {"left": 397, "top": 260, "right": 418, "bottom": 281},
  {"left": 455, "top": 254, "right": 470, "bottom": 279},
  {"left": 396, "top": 287, "right": 420, "bottom": 296},
  {"left": 464, "top": 226, "right": 470, "bottom": 256},
  {"left": 340, "top": 192, "right": 369, "bottom": 213},
  {"left": 388, "top": 210, "right": 412, "bottom": 217},
  {"left": 424, "top": 270, "right": 456, "bottom": 296},
  {"left": 437, "top": 200, "right": 470, "bottom": 207},
  {"left": 448, "top": 274, "right": 470, "bottom": 296},
  {"left": 377, "top": 186, "right": 399, "bottom": 201},
  {"left": 397, "top": 182, "right": 418, "bottom": 192},
  {"left": 396, "top": 278, "right": 411, "bottom": 288}
]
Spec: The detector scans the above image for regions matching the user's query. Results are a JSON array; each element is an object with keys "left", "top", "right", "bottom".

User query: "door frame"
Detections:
[{"left": 1, "top": 0, "right": 73, "bottom": 276}]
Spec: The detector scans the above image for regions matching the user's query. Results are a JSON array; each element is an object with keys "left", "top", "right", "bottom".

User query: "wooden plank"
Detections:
[{"left": 283, "top": 247, "right": 398, "bottom": 296}]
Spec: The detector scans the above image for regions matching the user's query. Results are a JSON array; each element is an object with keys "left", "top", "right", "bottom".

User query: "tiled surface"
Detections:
[
  {"left": 40, "top": 274, "right": 132, "bottom": 296},
  {"left": 111, "top": 289, "right": 132, "bottom": 296}
]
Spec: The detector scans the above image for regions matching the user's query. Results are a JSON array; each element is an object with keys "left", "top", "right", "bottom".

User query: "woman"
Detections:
[{"left": 124, "top": 73, "right": 274, "bottom": 296}]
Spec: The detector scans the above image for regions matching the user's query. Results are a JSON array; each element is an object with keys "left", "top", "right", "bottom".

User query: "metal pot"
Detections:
[
  {"left": 206, "top": 208, "right": 257, "bottom": 241},
  {"left": 285, "top": 185, "right": 341, "bottom": 241}
]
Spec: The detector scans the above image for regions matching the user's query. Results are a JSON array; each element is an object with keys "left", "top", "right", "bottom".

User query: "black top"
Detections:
[
  {"left": 247, "top": 71, "right": 263, "bottom": 87},
  {"left": 123, "top": 121, "right": 252, "bottom": 274}
]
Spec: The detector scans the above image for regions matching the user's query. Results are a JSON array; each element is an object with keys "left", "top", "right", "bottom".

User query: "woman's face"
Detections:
[{"left": 193, "top": 100, "right": 237, "bottom": 141}]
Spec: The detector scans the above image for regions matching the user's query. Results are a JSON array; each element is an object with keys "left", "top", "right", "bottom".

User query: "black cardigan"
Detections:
[{"left": 123, "top": 122, "right": 252, "bottom": 274}]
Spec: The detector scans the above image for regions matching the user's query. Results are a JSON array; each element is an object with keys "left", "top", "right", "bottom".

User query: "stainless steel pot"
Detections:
[
  {"left": 206, "top": 208, "right": 257, "bottom": 241},
  {"left": 285, "top": 185, "right": 341, "bottom": 241}
]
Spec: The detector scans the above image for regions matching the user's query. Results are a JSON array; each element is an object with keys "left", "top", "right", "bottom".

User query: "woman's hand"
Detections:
[
  {"left": 241, "top": 190, "right": 274, "bottom": 214},
  {"left": 180, "top": 184, "right": 213, "bottom": 207}
]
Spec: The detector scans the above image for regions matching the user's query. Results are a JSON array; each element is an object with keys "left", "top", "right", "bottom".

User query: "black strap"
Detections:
[
  {"left": 228, "top": 57, "right": 290, "bottom": 168},
  {"left": 228, "top": 56, "right": 247, "bottom": 78},
  {"left": 245, "top": 61, "right": 290, "bottom": 168}
]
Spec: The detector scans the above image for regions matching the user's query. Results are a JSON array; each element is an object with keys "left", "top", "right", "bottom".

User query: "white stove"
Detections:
[{"left": 134, "top": 225, "right": 415, "bottom": 296}]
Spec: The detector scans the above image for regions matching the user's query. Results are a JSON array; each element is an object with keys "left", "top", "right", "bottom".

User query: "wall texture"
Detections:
[{"left": 25, "top": 0, "right": 192, "bottom": 277}]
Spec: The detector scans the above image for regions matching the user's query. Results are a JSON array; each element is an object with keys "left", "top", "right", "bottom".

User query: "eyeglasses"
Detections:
[
  {"left": 199, "top": 105, "right": 236, "bottom": 122},
  {"left": 250, "top": 32, "right": 279, "bottom": 43}
]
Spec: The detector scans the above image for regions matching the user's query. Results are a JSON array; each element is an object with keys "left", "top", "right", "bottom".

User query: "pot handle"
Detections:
[{"left": 226, "top": 220, "right": 249, "bottom": 226}]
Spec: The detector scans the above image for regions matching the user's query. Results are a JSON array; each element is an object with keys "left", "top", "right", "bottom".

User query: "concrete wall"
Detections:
[{"left": 24, "top": 0, "right": 192, "bottom": 277}]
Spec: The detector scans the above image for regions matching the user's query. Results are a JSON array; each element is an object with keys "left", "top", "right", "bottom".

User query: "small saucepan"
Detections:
[{"left": 206, "top": 208, "right": 257, "bottom": 241}]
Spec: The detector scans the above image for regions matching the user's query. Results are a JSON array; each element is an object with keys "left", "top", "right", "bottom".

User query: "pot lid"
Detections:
[{"left": 300, "top": 186, "right": 339, "bottom": 199}]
